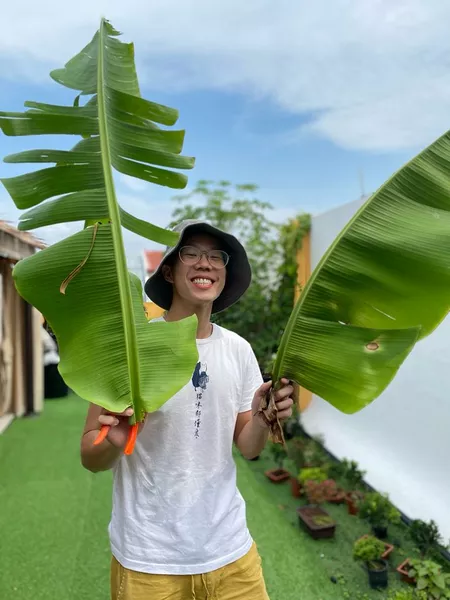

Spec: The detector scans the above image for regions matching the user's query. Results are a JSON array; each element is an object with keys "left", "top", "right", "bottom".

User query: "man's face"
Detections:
[{"left": 167, "top": 233, "right": 227, "bottom": 308}]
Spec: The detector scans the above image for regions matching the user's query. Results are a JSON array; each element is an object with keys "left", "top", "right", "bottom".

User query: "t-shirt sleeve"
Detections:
[{"left": 239, "top": 344, "right": 264, "bottom": 413}]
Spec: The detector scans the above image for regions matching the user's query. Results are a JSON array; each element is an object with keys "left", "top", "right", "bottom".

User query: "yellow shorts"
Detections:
[{"left": 111, "top": 542, "right": 269, "bottom": 600}]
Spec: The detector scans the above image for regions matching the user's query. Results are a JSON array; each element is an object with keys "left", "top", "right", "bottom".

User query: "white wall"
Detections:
[{"left": 302, "top": 197, "right": 450, "bottom": 540}]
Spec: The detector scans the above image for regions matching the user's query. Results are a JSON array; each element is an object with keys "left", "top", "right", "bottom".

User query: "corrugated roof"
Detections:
[
  {"left": 0, "top": 220, "right": 46, "bottom": 249},
  {"left": 143, "top": 250, "right": 163, "bottom": 274}
]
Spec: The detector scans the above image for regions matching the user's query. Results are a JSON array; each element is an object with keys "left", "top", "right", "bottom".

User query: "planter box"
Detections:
[
  {"left": 297, "top": 505, "right": 336, "bottom": 539},
  {"left": 358, "top": 535, "right": 394, "bottom": 560},
  {"left": 265, "top": 469, "right": 290, "bottom": 483},
  {"left": 397, "top": 558, "right": 415, "bottom": 585}
]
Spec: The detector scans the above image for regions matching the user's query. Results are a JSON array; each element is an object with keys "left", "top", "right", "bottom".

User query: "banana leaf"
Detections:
[
  {"left": 272, "top": 132, "right": 450, "bottom": 414},
  {"left": 0, "top": 19, "right": 199, "bottom": 435}
]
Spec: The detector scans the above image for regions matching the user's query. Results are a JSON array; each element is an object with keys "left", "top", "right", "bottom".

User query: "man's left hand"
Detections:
[{"left": 251, "top": 378, "right": 294, "bottom": 428}]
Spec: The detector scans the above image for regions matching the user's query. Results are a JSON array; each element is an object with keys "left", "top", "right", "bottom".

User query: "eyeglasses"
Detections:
[{"left": 179, "top": 245, "right": 230, "bottom": 269}]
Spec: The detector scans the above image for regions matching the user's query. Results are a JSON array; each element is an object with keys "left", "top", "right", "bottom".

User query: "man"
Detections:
[{"left": 81, "top": 220, "right": 294, "bottom": 600}]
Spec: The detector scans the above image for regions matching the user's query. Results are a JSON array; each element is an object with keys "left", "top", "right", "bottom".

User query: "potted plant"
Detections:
[
  {"left": 407, "top": 559, "right": 450, "bottom": 599},
  {"left": 397, "top": 519, "right": 444, "bottom": 584},
  {"left": 265, "top": 443, "right": 290, "bottom": 483},
  {"left": 297, "top": 505, "right": 336, "bottom": 539},
  {"left": 345, "top": 490, "right": 364, "bottom": 516},
  {"left": 358, "top": 492, "right": 400, "bottom": 539},
  {"left": 353, "top": 535, "right": 389, "bottom": 589},
  {"left": 357, "top": 534, "right": 395, "bottom": 561}
]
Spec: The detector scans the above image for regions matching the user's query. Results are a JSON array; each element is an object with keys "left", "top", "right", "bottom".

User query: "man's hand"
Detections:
[
  {"left": 251, "top": 378, "right": 294, "bottom": 428},
  {"left": 97, "top": 407, "right": 147, "bottom": 449}
]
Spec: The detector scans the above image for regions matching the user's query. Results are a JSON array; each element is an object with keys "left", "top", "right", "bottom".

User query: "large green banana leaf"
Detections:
[
  {"left": 0, "top": 19, "right": 199, "bottom": 422},
  {"left": 273, "top": 133, "right": 450, "bottom": 413}
]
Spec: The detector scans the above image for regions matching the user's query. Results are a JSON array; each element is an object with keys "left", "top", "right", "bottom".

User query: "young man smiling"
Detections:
[{"left": 81, "top": 220, "right": 294, "bottom": 600}]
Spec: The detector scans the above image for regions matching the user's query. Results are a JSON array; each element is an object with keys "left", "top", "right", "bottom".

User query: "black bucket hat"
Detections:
[{"left": 144, "top": 219, "right": 252, "bottom": 314}]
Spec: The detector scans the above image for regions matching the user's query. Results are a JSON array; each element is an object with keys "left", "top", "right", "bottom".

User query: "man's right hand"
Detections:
[
  {"left": 98, "top": 408, "right": 147, "bottom": 449},
  {"left": 81, "top": 404, "right": 148, "bottom": 472}
]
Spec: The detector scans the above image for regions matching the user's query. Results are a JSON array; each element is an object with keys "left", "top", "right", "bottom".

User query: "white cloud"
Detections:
[{"left": 1, "top": 0, "right": 449, "bottom": 151}]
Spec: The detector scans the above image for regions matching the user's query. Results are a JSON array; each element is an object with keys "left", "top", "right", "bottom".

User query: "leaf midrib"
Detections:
[{"left": 97, "top": 17, "right": 142, "bottom": 421}]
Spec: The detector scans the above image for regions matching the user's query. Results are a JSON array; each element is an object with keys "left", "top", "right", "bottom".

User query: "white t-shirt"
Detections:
[{"left": 108, "top": 322, "right": 263, "bottom": 575}]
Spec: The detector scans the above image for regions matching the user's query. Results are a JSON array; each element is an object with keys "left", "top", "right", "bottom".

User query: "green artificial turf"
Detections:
[{"left": 0, "top": 395, "right": 417, "bottom": 600}]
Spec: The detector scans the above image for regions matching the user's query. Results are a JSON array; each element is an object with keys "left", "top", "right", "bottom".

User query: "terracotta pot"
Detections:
[
  {"left": 265, "top": 469, "right": 291, "bottom": 483},
  {"left": 396, "top": 558, "right": 415, "bottom": 585},
  {"left": 346, "top": 496, "right": 358, "bottom": 515},
  {"left": 345, "top": 491, "right": 364, "bottom": 515},
  {"left": 357, "top": 535, "right": 394, "bottom": 560},
  {"left": 290, "top": 477, "right": 301, "bottom": 497}
]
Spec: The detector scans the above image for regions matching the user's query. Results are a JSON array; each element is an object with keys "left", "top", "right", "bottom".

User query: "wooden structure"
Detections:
[
  {"left": 142, "top": 249, "right": 165, "bottom": 320},
  {"left": 0, "top": 221, "right": 45, "bottom": 426}
]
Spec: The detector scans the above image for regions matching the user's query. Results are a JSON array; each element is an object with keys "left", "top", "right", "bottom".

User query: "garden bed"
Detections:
[{"left": 239, "top": 442, "right": 431, "bottom": 600}]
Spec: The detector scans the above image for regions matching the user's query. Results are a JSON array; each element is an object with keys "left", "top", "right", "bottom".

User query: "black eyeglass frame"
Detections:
[{"left": 178, "top": 245, "right": 230, "bottom": 269}]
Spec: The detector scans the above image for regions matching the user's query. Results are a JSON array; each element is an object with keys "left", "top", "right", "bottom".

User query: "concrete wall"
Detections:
[{"left": 302, "top": 197, "right": 450, "bottom": 539}]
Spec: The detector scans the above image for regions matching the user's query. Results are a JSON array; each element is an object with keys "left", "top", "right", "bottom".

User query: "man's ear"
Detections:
[{"left": 162, "top": 264, "right": 174, "bottom": 283}]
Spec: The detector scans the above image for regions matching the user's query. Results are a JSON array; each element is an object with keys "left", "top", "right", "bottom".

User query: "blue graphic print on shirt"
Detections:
[{"left": 192, "top": 362, "right": 209, "bottom": 438}]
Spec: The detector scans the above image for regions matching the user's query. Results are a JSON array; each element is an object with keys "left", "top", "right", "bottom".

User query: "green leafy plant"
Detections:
[
  {"left": 269, "top": 442, "right": 288, "bottom": 469},
  {"left": 409, "top": 520, "right": 444, "bottom": 559},
  {"left": 338, "top": 459, "right": 366, "bottom": 489},
  {"left": 312, "top": 514, "right": 334, "bottom": 526},
  {"left": 387, "top": 589, "right": 427, "bottom": 600},
  {"left": 288, "top": 438, "right": 306, "bottom": 470},
  {"left": 408, "top": 559, "right": 450, "bottom": 599},
  {"left": 298, "top": 467, "right": 328, "bottom": 485},
  {"left": 353, "top": 535, "right": 386, "bottom": 569},
  {"left": 283, "top": 458, "right": 297, "bottom": 475},
  {"left": 0, "top": 19, "right": 199, "bottom": 452},
  {"left": 303, "top": 435, "right": 327, "bottom": 466},
  {"left": 359, "top": 493, "right": 401, "bottom": 528},
  {"left": 271, "top": 129, "right": 450, "bottom": 414}
]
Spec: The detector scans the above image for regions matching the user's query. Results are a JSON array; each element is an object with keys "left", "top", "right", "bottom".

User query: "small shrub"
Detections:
[
  {"left": 387, "top": 589, "right": 427, "bottom": 600},
  {"left": 342, "top": 459, "right": 366, "bottom": 488},
  {"left": 288, "top": 438, "right": 306, "bottom": 470},
  {"left": 408, "top": 559, "right": 450, "bottom": 599},
  {"left": 303, "top": 436, "right": 327, "bottom": 466},
  {"left": 326, "top": 460, "right": 346, "bottom": 480},
  {"left": 283, "top": 459, "right": 297, "bottom": 476},
  {"left": 312, "top": 514, "right": 334, "bottom": 526},
  {"left": 353, "top": 536, "right": 385, "bottom": 568},
  {"left": 298, "top": 467, "right": 328, "bottom": 485},
  {"left": 359, "top": 492, "right": 401, "bottom": 528},
  {"left": 305, "top": 479, "right": 339, "bottom": 504},
  {"left": 269, "top": 443, "right": 288, "bottom": 469},
  {"left": 409, "top": 519, "right": 443, "bottom": 558}
]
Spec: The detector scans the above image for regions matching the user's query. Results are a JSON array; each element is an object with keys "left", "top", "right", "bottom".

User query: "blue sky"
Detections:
[{"left": 1, "top": 0, "right": 449, "bottom": 264}]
